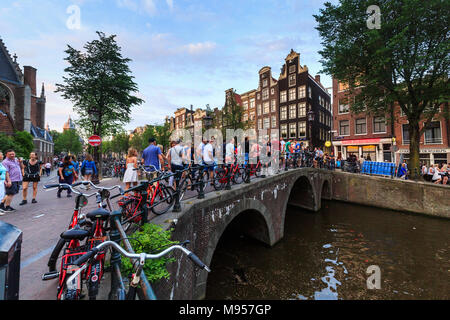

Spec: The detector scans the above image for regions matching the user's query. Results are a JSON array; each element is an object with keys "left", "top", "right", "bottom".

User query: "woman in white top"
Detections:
[
  {"left": 432, "top": 164, "right": 442, "bottom": 184},
  {"left": 441, "top": 164, "right": 448, "bottom": 185},
  {"left": 123, "top": 148, "right": 139, "bottom": 191}
]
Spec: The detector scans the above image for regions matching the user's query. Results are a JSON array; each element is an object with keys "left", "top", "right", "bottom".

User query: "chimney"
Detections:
[
  {"left": 23, "top": 66, "right": 37, "bottom": 96},
  {"left": 315, "top": 75, "right": 321, "bottom": 84}
]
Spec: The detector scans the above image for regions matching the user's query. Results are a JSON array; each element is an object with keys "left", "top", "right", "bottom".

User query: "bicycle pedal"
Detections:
[{"left": 42, "top": 271, "right": 60, "bottom": 281}]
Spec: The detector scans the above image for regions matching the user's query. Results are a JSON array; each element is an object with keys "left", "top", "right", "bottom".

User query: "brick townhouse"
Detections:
[{"left": 332, "top": 78, "right": 449, "bottom": 164}]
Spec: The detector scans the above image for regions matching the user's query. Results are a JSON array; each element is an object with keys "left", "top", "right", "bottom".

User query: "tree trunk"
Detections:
[{"left": 408, "top": 118, "right": 421, "bottom": 180}]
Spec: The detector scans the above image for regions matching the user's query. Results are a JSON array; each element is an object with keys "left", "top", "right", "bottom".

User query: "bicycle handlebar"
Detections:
[
  {"left": 44, "top": 182, "right": 123, "bottom": 198},
  {"left": 72, "top": 241, "right": 211, "bottom": 271}
]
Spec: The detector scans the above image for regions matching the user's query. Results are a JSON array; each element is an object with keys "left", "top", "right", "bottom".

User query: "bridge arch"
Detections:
[
  {"left": 321, "top": 178, "right": 332, "bottom": 200},
  {"left": 195, "top": 198, "right": 275, "bottom": 299}
]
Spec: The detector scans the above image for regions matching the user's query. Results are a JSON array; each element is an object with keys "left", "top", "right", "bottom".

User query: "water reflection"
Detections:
[{"left": 205, "top": 201, "right": 450, "bottom": 300}]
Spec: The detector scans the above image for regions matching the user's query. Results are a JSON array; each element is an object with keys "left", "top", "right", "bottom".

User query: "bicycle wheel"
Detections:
[
  {"left": 121, "top": 198, "right": 141, "bottom": 233},
  {"left": 151, "top": 185, "right": 175, "bottom": 215},
  {"left": 255, "top": 164, "right": 262, "bottom": 177},
  {"left": 232, "top": 166, "right": 244, "bottom": 184},
  {"left": 178, "top": 177, "right": 189, "bottom": 202},
  {"left": 213, "top": 168, "right": 227, "bottom": 190}
]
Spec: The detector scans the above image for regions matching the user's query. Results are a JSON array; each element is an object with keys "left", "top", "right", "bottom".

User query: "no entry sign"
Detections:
[{"left": 88, "top": 135, "right": 102, "bottom": 147}]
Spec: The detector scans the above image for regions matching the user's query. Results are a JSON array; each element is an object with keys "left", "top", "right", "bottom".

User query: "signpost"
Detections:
[
  {"left": 88, "top": 135, "right": 102, "bottom": 147},
  {"left": 88, "top": 135, "right": 102, "bottom": 183}
]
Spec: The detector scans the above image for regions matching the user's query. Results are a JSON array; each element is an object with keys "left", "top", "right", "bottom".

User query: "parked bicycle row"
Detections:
[{"left": 41, "top": 179, "right": 210, "bottom": 300}]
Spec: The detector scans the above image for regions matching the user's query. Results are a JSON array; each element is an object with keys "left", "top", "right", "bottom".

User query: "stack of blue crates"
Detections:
[{"left": 361, "top": 161, "right": 396, "bottom": 176}]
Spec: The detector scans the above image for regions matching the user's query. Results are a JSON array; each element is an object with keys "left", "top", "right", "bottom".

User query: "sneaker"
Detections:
[
  {"left": 5, "top": 206, "right": 16, "bottom": 212},
  {"left": 19, "top": 200, "right": 28, "bottom": 206},
  {"left": 32, "top": 199, "right": 37, "bottom": 204},
  {"left": 57, "top": 193, "right": 61, "bottom": 198},
  {"left": 0, "top": 203, "right": 5, "bottom": 211}
]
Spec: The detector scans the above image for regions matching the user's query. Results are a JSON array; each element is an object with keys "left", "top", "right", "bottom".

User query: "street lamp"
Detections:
[{"left": 308, "top": 110, "right": 315, "bottom": 148}]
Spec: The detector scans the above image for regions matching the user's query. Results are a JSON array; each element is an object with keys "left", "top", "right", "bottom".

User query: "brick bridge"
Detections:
[
  {"left": 152, "top": 167, "right": 333, "bottom": 300},
  {"left": 151, "top": 167, "right": 449, "bottom": 300}
]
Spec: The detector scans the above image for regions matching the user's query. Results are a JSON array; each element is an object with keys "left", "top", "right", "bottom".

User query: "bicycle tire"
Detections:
[
  {"left": 121, "top": 198, "right": 141, "bottom": 233},
  {"left": 48, "top": 238, "right": 66, "bottom": 272},
  {"left": 233, "top": 167, "right": 244, "bottom": 184},
  {"left": 255, "top": 164, "right": 262, "bottom": 177},
  {"left": 151, "top": 185, "right": 175, "bottom": 215},
  {"left": 213, "top": 168, "right": 227, "bottom": 190}
]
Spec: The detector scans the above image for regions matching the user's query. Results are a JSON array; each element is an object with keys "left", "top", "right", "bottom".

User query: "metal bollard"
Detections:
[
  {"left": 173, "top": 171, "right": 182, "bottom": 212},
  {"left": 197, "top": 169, "right": 205, "bottom": 199},
  {"left": 244, "top": 165, "right": 251, "bottom": 184},
  {"left": 225, "top": 165, "right": 232, "bottom": 190}
]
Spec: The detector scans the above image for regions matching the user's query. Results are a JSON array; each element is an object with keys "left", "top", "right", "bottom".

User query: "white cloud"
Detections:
[{"left": 182, "top": 41, "right": 217, "bottom": 55}]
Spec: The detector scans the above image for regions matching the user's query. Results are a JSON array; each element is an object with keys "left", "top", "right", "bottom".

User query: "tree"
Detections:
[
  {"left": 129, "top": 132, "right": 144, "bottom": 153},
  {"left": 1, "top": 131, "right": 34, "bottom": 158},
  {"left": 314, "top": 0, "right": 449, "bottom": 177},
  {"left": 215, "top": 90, "right": 250, "bottom": 137},
  {"left": 0, "top": 133, "right": 15, "bottom": 154},
  {"left": 111, "top": 131, "right": 130, "bottom": 157},
  {"left": 54, "top": 130, "right": 83, "bottom": 155},
  {"left": 55, "top": 31, "right": 144, "bottom": 176}
]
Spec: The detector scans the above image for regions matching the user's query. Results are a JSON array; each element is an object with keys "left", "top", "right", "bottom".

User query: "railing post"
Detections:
[
  {"left": 172, "top": 171, "right": 182, "bottom": 212},
  {"left": 225, "top": 165, "right": 232, "bottom": 190},
  {"left": 244, "top": 164, "right": 251, "bottom": 184},
  {"left": 197, "top": 168, "right": 205, "bottom": 199}
]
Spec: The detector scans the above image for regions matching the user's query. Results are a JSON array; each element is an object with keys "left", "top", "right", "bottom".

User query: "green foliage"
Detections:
[
  {"left": 55, "top": 31, "right": 144, "bottom": 138},
  {"left": 54, "top": 129, "right": 83, "bottom": 155},
  {"left": 111, "top": 132, "right": 130, "bottom": 156},
  {"left": 0, "top": 133, "right": 15, "bottom": 154},
  {"left": 215, "top": 89, "right": 250, "bottom": 137},
  {"left": 121, "top": 224, "right": 178, "bottom": 283},
  {"left": 13, "top": 131, "right": 34, "bottom": 158}
]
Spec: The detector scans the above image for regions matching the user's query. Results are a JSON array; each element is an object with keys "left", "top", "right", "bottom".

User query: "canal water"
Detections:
[{"left": 205, "top": 201, "right": 450, "bottom": 300}]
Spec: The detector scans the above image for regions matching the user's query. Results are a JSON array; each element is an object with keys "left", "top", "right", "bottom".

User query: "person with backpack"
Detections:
[
  {"left": 81, "top": 154, "right": 97, "bottom": 189},
  {"left": 57, "top": 155, "right": 79, "bottom": 198},
  {"left": 19, "top": 152, "right": 43, "bottom": 205}
]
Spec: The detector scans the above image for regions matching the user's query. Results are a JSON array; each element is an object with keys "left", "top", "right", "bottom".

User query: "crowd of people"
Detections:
[{"left": 0, "top": 149, "right": 98, "bottom": 215}]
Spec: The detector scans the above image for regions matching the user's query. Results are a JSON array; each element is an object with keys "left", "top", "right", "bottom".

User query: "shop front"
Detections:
[
  {"left": 396, "top": 148, "right": 450, "bottom": 165},
  {"left": 333, "top": 138, "right": 393, "bottom": 162}
]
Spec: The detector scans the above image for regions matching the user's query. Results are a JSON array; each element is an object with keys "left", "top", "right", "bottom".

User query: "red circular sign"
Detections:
[{"left": 88, "top": 135, "right": 102, "bottom": 147}]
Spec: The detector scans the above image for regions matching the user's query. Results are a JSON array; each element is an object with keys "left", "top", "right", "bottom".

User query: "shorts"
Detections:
[
  {"left": 204, "top": 161, "right": 215, "bottom": 172},
  {"left": 23, "top": 174, "right": 40, "bottom": 183},
  {"left": 5, "top": 181, "right": 20, "bottom": 196},
  {"left": 0, "top": 182, "right": 5, "bottom": 201}
]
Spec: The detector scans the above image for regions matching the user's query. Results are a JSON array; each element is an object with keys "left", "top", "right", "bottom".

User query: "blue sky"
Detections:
[{"left": 0, "top": 0, "right": 336, "bottom": 133}]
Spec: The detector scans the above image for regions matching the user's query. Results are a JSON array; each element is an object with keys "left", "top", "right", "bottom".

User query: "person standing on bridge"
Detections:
[
  {"left": 19, "top": 152, "right": 43, "bottom": 206},
  {"left": 81, "top": 154, "right": 97, "bottom": 189},
  {"left": 0, "top": 152, "right": 8, "bottom": 215},
  {"left": 0, "top": 150, "right": 22, "bottom": 213},
  {"left": 142, "top": 137, "right": 165, "bottom": 180}
]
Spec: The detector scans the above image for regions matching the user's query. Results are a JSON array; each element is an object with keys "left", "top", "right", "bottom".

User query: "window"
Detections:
[
  {"left": 250, "top": 98, "right": 255, "bottom": 109},
  {"left": 280, "top": 91, "right": 287, "bottom": 103},
  {"left": 271, "top": 115, "right": 277, "bottom": 128},
  {"left": 271, "top": 99, "right": 276, "bottom": 112},
  {"left": 289, "top": 65, "right": 296, "bottom": 73},
  {"left": 425, "top": 121, "right": 442, "bottom": 144},
  {"left": 280, "top": 106, "right": 287, "bottom": 120},
  {"left": 271, "top": 88, "right": 275, "bottom": 95},
  {"left": 250, "top": 112, "right": 255, "bottom": 121},
  {"left": 289, "top": 105, "right": 296, "bottom": 119},
  {"left": 258, "top": 119, "right": 263, "bottom": 130},
  {"left": 289, "top": 123, "right": 297, "bottom": 138},
  {"left": 243, "top": 113, "right": 248, "bottom": 121},
  {"left": 263, "top": 102, "right": 270, "bottom": 114},
  {"left": 298, "top": 121, "right": 306, "bottom": 137},
  {"left": 263, "top": 79, "right": 268, "bottom": 87},
  {"left": 319, "top": 111, "right": 324, "bottom": 124},
  {"left": 243, "top": 101, "right": 249, "bottom": 110},
  {"left": 373, "top": 117, "right": 386, "bottom": 133},
  {"left": 402, "top": 124, "right": 410, "bottom": 144},
  {"left": 308, "top": 87, "right": 312, "bottom": 98},
  {"left": 289, "top": 74, "right": 296, "bottom": 87},
  {"left": 298, "top": 103, "right": 306, "bottom": 117},
  {"left": 281, "top": 124, "right": 288, "bottom": 139},
  {"left": 263, "top": 117, "right": 270, "bottom": 129},
  {"left": 298, "top": 86, "right": 306, "bottom": 99},
  {"left": 289, "top": 88, "right": 296, "bottom": 101},
  {"left": 340, "top": 120, "right": 350, "bottom": 136},
  {"left": 355, "top": 118, "right": 367, "bottom": 134},
  {"left": 257, "top": 104, "right": 262, "bottom": 115},
  {"left": 262, "top": 88, "right": 269, "bottom": 100},
  {"left": 338, "top": 100, "right": 349, "bottom": 114}
]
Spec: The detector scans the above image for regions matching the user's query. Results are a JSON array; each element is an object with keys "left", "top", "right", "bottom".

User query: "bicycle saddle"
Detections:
[
  {"left": 86, "top": 208, "right": 110, "bottom": 221},
  {"left": 61, "top": 227, "right": 90, "bottom": 241}
]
